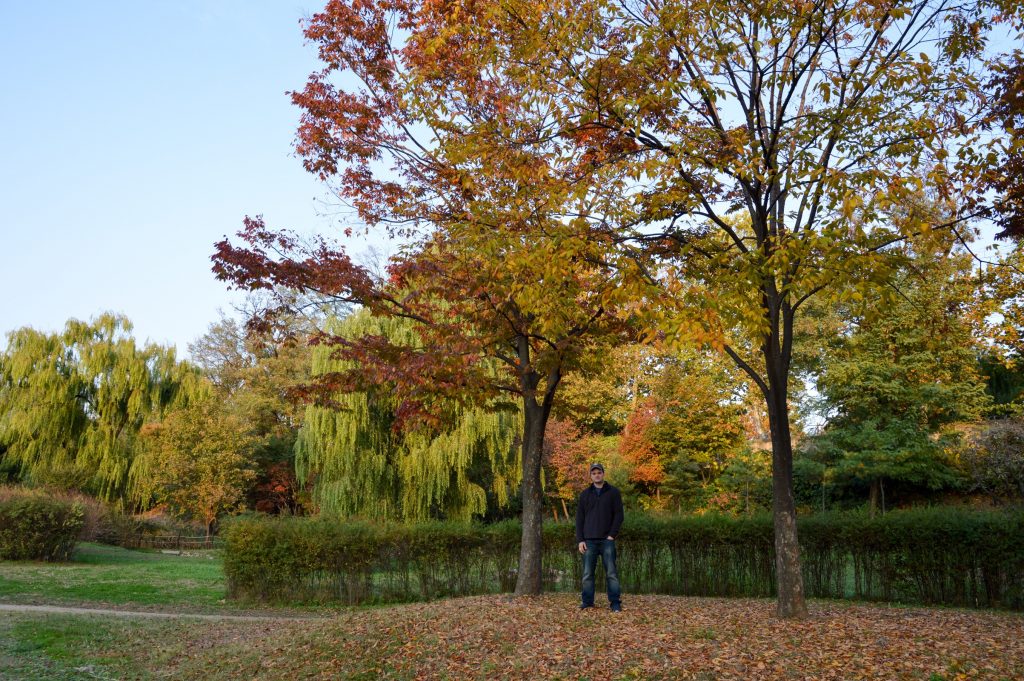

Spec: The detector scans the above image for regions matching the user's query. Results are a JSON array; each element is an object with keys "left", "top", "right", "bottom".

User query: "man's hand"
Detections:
[
  {"left": 607, "top": 536, "right": 614, "bottom": 541},
  {"left": 578, "top": 541, "right": 586, "bottom": 554}
]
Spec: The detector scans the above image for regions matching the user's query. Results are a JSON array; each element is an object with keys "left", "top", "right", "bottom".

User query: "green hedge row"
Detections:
[
  {"left": 223, "top": 507, "right": 1024, "bottom": 609},
  {"left": 0, "top": 491, "right": 84, "bottom": 561}
]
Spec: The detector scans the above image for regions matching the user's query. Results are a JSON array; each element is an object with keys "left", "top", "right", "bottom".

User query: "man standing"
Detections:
[{"left": 575, "top": 462, "right": 624, "bottom": 611}]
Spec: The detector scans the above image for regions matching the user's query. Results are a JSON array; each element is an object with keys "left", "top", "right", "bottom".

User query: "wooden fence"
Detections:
[{"left": 96, "top": 531, "right": 224, "bottom": 551}]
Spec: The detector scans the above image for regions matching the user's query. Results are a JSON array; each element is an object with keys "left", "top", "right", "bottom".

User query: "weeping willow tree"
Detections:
[
  {"left": 295, "top": 310, "right": 519, "bottom": 521},
  {"left": 0, "top": 313, "right": 202, "bottom": 505}
]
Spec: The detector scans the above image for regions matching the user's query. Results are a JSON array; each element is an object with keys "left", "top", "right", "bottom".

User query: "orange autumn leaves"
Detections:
[{"left": 164, "top": 594, "right": 1024, "bottom": 679}]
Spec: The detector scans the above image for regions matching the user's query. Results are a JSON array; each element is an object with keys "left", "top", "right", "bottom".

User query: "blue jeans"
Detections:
[{"left": 581, "top": 539, "right": 621, "bottom": 608}]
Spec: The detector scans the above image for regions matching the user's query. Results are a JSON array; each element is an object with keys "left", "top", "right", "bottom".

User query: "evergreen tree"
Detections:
[{"left": 815, "top": 252, "right": 991, "bottom": 512}]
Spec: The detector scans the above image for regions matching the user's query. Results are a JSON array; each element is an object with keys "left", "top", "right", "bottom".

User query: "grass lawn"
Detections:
[
  {"left": 0, "top": 613, "right": 184, "bottom": 680},
  {"left": 0, "top": 543, "right": 228, "bottom": 611}
]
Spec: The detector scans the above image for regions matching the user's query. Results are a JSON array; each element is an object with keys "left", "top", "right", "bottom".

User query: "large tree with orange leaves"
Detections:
[
  {"left": 212, "top": 26, "right": 650, "bottom": 590},
  {"left": 216, "top": 0, "right": 1019, "bottom": 616},
  {"left": 216, "top": 223, "right": 641, "bottom": 596}
]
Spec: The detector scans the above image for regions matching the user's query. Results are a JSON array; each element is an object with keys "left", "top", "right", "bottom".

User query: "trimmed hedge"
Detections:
[
  {"left": 223, "top": 507, "right": 1024, "bottom": 609},
  {"left": 798, "top": 507, "right": 1024, "bottom": 607},
  {"left": 0, "top": 490, "right": 84, "bottom": 561},
  {"left": 223, "top": 518, "right": 522, "bottom": 603}
]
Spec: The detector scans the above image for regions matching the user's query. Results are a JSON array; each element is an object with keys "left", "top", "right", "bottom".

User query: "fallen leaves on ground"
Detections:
[{"left": 154, "top": 594, "right": 1023, "bottom": 680}]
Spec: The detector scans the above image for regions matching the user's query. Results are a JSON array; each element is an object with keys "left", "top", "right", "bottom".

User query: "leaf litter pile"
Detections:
[{"left": 154, "top": 594, "right": 1023, "bottom": 680}]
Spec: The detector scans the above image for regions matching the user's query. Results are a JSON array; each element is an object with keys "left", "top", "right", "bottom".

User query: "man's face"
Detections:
[{"left": 590, "top": 468, "right": 605, "bottom": 483}]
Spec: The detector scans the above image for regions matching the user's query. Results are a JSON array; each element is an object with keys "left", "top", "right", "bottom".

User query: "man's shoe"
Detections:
[
  {"left": 610, "top": 604, "right": 622, "bottom": 612},
  {"left": 579, "top": 604, "right": 593, "bottom": 610}
]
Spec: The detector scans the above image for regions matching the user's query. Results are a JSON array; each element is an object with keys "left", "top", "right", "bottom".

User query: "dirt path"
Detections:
[{"left": 0, "top": 603, "right": 324, "bottom": 622}]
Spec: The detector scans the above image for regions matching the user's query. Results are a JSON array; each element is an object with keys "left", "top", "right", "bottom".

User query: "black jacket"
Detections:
[{"left": 575, "top": 483, "right": 624, "bottom": 542}]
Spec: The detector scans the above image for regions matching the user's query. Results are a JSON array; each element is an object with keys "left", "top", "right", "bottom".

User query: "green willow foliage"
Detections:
[
  {"left": 0, "top": 314, "right": 203, "bottom": 505},
  {"left": 295, "top": 310, "right": 519, "bottom": 521}
]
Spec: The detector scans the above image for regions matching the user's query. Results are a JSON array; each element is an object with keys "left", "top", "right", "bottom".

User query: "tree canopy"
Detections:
[
  {"left": 0, "top": 314, "right": 200, "bottom": 505},
  {"left": 135, "top": 394, "right": 258, "bottom": 536},
  {"left": 211, "top": 0, "right": 1022, "bottom": 616},
  {"left": 189, "top": 309, "right": 315, "bottom": 513},
  {"left": 814, "top": 250, "right": 991, "bottom": 510}
]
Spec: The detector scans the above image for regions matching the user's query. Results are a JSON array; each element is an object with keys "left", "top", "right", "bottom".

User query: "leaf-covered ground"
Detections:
[
  {"left": 6, "top": 594, "right": 1020, "bottom": 679},
  {"left": 253, "top": 594, "right": 1023, "bottom": 680}
]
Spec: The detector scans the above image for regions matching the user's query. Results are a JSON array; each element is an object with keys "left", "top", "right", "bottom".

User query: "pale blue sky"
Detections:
[
  {"left": 1, "top": 3, "right": 1015, "bottom": 360},
  {"left": 0, "top": 1, "right": 362, "bottom": 357}
]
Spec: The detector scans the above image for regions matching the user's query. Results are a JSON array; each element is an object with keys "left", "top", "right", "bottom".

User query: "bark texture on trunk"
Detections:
[
  {"left": 768, "top": 394, "right": 807, "bottom": 619},
  {"left": 512, "top": 335, "right": 560, "bottom": 597},
  {"left": 748, "top": 254, "right": 809, "bottom": 620},
  {"left": 514, "top": 400, "right": 547, "bottom": 596},
  {"left": 868, "top": 478, "right": 886, "bottom": 517},
  {"left": 728, "top": 325, "right": 808, "bottom": 618}
]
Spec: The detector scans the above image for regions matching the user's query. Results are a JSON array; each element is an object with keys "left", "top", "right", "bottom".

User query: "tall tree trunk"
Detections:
[
  {"left": 765, "top": 377, "right": 807, "bottom": 619},
  {"left": 512, "top": 336, "right": 561, "bottom": 598},
  {"left": 728, "top": 328, "right": 808, "bottom": 618},
  {"left": 762, "top": 279, "right": 808, "bottom": 619},
  {"left": 515, "top": 398, "right": 549, "bottom": 596}
]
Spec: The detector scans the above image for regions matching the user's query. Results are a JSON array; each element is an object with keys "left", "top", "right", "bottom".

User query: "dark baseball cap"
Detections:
[{"left": 589, "top": 462, "right": 605, "bottom": 472}]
